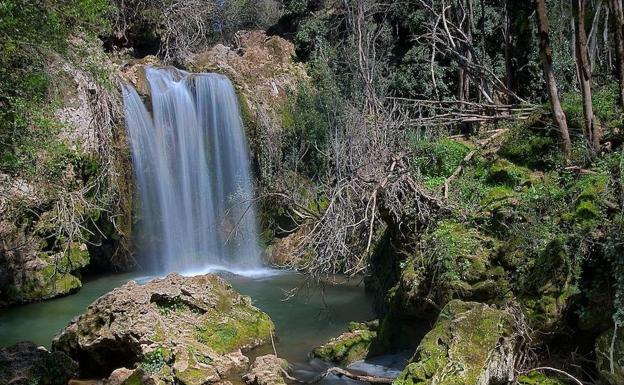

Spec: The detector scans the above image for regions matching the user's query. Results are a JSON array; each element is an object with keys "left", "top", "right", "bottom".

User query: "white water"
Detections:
[{"left": 123, "top": 67, "right": 264, "bottom": 274}]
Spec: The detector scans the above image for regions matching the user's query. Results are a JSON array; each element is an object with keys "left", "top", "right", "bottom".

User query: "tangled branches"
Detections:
[{"left": 111, "top": 0, "right": 282, "bottom": 62}]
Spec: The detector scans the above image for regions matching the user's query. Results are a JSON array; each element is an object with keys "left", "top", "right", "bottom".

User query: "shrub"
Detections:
[{"left": 409, "top": 136, "right": 470, "bottom": 187}]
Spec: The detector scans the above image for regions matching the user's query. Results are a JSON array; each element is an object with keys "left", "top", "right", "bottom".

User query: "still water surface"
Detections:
[{"left": 0, "top": 270, "right": 374, "bottom": 363}]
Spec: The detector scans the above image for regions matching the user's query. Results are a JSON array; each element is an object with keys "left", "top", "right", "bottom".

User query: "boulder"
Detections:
[
  {"left": 394, "top": 300, "right": 516, "bottom": 385},
  {"left": 242, "top": 355, "right": 289, "bottom": 385},
  {"left": 312, "top": 321, "right": 378, "bottom": 365},
  {"left": 595, "top": 327, "right": 624, "bottom": 385},
  {"left": 53, "top": 273, "right": 275, "bottom": 384},
  {"left": 386, "top": 222, "right": 506, "bottom": 321},
  {"left": 0, "top": 341, "right": 78, "bottom": 385}
]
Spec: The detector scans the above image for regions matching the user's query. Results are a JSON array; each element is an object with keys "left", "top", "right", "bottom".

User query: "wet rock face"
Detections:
[
  {"left": 394, "top": 300, "right": 516, "bottom": 385},
  {"left": 312, "top": 321, "right": 378, "bottom": 365},
  {"left": 52, "top": 273, "right": 275, "bottom": 383},
  {"left": 242, "top": 355, "right": 289, "bottom": 385},
  {"left": 0, "top": 342, "right": 78, "bottom": 385}
]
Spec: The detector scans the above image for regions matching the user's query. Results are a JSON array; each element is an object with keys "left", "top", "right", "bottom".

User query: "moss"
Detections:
[
  {"left": 409, "top": 137, "right": 471, "bottom": 187},
  {"left": 499, "top": 127, "right": 560, "bottom": 170},
  {"left": 480, "top": 186, "right": 514, "bottom": 207},
  {"left": 486, "top": 159, "right": 533, "bottom": 187},
  {"left": 428, "top": 221, "right": 499, "bottom": 284},
  {"left": 393, "top": 300, "right": 512, "bottom": 385},
  {"left": 517, "top": 372, "right": 566, "bottom": 385},
  {"left": 313, "top": 321, "right": 378, "bottom": 365},
  {"left": 194, "top": 304, "right": 274, "bottom": 354}
]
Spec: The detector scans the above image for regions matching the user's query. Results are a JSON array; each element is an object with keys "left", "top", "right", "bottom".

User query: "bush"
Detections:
[
  {"left": 281, "top": 84, "right": 330, "bottom": 179},
  {"left": 0, "top": 0, "right": 110, "bottom": 175},
  {"left": 409, "top": 136, "right": 470, "bottom": 188}
]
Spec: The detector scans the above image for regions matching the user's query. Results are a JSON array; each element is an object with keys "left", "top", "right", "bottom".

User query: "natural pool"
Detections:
[{"left": 0, "top": 269, "right": 374, "bottom": 364}]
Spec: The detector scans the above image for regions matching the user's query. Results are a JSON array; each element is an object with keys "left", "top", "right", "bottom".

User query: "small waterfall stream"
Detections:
[{"left": 122, "top": 67, "right": 262, "bottom": 274}]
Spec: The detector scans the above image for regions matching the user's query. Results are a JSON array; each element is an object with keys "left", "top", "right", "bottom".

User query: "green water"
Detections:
[{"left": 0, "top": 270, "right": 374, "bottom": 363}]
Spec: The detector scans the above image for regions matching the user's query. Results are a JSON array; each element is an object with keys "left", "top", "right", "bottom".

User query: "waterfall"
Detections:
[{"left": 122, "top": 67, "right": 263, "bottom": 274}]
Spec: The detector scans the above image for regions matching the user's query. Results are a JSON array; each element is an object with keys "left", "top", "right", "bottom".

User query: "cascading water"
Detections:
[{"left": 122, "top": 67, "right": 263, "bottom": 274}]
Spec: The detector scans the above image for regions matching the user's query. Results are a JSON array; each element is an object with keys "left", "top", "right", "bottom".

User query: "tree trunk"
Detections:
[
  {"left": 504, "top": 0, "right": 514, "bottom": 96},
  {"left": 610, "top": 0, "right": 624, "bottom": 108},
  {"left": 573, "top": 0, "right": 601, "bottom": 150},
  {"left": 535, "top": 0, "right": 572, "bottom": 160}
]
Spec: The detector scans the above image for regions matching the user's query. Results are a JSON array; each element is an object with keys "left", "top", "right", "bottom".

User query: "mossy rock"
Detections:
[
  {"left": 517, "top": 371, "right": 567, "bottom": 385},
  {"left": 53, "top": 274, "right": 274, "bottom": 381},
  {"left": 8, "top": 243, "right": 89, "bottom": 305},
  {"left": 561, "top": 174, "right": 609, "bottom": 230},
  {"left": 385, "top": 222, "right": 506, "bottom": 323},
  {"left": 312, "top": 320, "right": 378, "bottom": 365},
  {"left": 393, "top": 300, "right": 515, "bottom": 385},
  {"left": 498, "top": 120, "right": 562, "bottom": 170},
  {"left": 194, "top": 304, "right": 275, "bottom": 354},
  {"left": 595, "top": 327, "right": 624, "bottom": 385},
  {"left": 486, "top": 159, "right": 535, "bottom": 188}
]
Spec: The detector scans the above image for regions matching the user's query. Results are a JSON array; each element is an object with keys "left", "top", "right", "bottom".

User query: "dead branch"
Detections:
[
  {"left": 443, "top": 129, "right": 508, "bottom": 199},
  {"left": 286, "top": 367, "right": 394, "bottom": 384},
  {"left": 521, "top": 367, "right": 584, "bottom": 385}
]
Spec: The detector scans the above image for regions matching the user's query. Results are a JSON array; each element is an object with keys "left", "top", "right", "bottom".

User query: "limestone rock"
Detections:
[
  {"left": 394, "top": 300, "right": 516, "bottom": 385},
  {"left": 312, "top": 321, "right": 378, "bottom": 365},
  {"left": 242, "top": 355, "right": 289, "bottom": 385},
  {"left": 0, "top": 32, "right": 132, "bottom": 307},
  {"left": 53, "top": 273, "right": 275, "bottom": 383},
  {"left": 184, "top": 30, "right": 309, "bottom": 183},
  {"left": 0, "top": 341, "right": 78, "bottom": 385}
]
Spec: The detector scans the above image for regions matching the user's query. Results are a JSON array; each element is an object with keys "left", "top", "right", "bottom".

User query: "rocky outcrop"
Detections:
[
  {"left": 0, "top": 342, "right": 78, "bottom": 385},
  {"left": 312, "top": 321, "right": 378, "bottom": 365},
  {"left": 52, "top": 273, "right": 275, "bottom": 384},
  {"left": 0, "top": 33, "right": 132, "bottom": 307},
  {"left": 185, "top": 30, "right": 308, "bottom": 185},
  {"left": 394, "top": 300, "right": 516, "bottom": 385},
  {"left": 242, "top": 355, "right": 289, "bottom": 385},
  {"left": 595, "top": 327, "right": 624, "bottom": 385}
]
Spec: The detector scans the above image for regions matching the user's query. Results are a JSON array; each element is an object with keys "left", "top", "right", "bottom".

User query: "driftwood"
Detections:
[{"left": 282, "top": 367, "right": 394, "bottom": 384}]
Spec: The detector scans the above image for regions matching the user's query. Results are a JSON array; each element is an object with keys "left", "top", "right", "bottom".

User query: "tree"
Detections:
[
  {"left": 572, "top": 0, "right": 601, "bottom": 151},
  {"left": 535, "top": 0, "right": 572, "bottom": 160},
  {"left": 610, "top": 0, "right": 624, "bottom": 108}
]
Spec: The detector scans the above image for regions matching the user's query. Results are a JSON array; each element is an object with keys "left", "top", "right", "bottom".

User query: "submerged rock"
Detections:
[
  {"left": 595, "top": 327, "right": 624, "bottom": 385},
  {"left": 394, "top": 300, "right": 516, "bottom": 385},
  {"left": 242, "top": 355, "right": 289, "bottom": 385},
  {"left": 312, "top": 321, "right": 378, "bottom": 365},
  {"left": 0, "top": 341, "right": 78, "bottom": 385},
  {"left": 52, "top": 273, "right": 275, "bottom": 384}
]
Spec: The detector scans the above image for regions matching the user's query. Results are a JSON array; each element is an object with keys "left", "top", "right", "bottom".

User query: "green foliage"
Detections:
[
  {"left": 409, "top": 136, "right": 470, "bottom": 188},
  {"left": 0, "top": 0, "right": 110, "bottom": 176},
  {"left": 517, "top": 371, "right": 566, "bottom": 385},
  {"left": 499, "top": 125, "right": 561, "bottom": 170},
  {"left": 562, "top": 83, "right": 624, "bottom": 136},
  {"left": 606, "top": 214, "right": 624, "bottom": 325},
  {"left": 282, "top": 83, "right": 330, "bottom": 179},
  {"left": 141, "top": 348, "right": 167, "bottom": 374},
  {"left": 486, "top": 159, "right": 532, "bottom": 187},
  {"left": 294, "top": 17, "right": 329, "bottom": 59}
]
